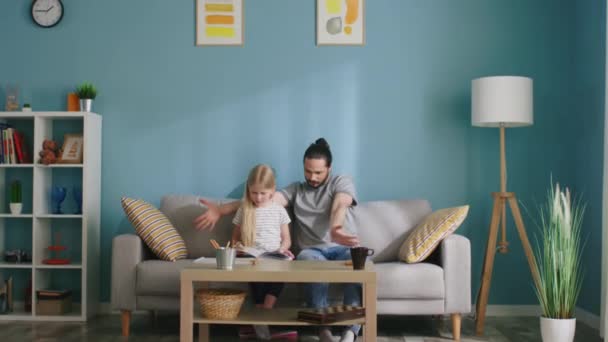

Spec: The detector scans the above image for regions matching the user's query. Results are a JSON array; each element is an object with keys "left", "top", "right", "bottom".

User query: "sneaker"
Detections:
[
  {"left": 270, "top": 330, "right": 298, "bottom": 340},
  {"left": 254, "top": 325, "right": 271, "bottom": 340},
  {"left": 319, "top": 327, "right": 335, "bottom": 342},
  {"left": 238, "top": 325, "right": 255, "bottom": 339},
  {"left": 339, "top": 330, "right": 356, "bottom": 342}
]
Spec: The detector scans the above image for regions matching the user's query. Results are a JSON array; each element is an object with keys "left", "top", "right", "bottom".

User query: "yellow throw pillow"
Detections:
[
  {"left": 121, "top": 197, "right": 188, "bottom": 262},
  {"left": 399, "top": 205, "right": 469, "bottom": 263}
]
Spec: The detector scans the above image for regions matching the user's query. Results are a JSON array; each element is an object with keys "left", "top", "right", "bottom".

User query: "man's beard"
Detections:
[{"left": 306, "top": 177, "right": 326, "bottom": 189}]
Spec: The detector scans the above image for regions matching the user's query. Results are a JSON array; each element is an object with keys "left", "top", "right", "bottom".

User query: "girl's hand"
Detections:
[{"left": 279, "top": 248, "right": 295, "bottom": 259}]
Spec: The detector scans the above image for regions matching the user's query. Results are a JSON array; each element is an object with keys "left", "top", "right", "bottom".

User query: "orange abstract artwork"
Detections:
[
  {"left": 196, "top": 0, "right": 243, "bottom": 46},
  {"left": 317, "top": 0, "right": 364, "bottom": 45}
]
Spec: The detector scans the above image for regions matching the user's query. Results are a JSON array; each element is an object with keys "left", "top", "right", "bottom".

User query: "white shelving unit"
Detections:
[{"left": 0, "top": 111, "right": 101, "bottom": 321}]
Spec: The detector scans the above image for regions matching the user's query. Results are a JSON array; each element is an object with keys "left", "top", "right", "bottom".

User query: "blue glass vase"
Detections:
[
  {"left": 73, "top": 186, "right": 82, "bottom": 214},
  {"left": 51, "top": 187, "right": 67, "bottom": 214}
]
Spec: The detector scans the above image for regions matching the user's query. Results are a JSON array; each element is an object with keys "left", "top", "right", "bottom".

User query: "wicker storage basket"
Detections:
[{"left": 196, "top": 288, "right": 246, "bottom": 319}]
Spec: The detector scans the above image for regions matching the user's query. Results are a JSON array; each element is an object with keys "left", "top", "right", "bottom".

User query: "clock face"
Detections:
[{"left": 31, "top": 0, "right": 64, "bottom": 28}]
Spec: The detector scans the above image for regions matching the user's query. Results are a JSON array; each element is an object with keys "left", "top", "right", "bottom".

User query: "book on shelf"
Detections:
[
  {"left": 36, "top": 289, "right": 72, "bottom": 300},
  {"left": 236, "top": 245, "right": 293, "bottom": 260}
]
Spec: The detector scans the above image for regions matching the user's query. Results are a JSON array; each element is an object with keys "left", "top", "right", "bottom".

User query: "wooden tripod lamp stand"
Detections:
[{"left": 471, "top": 76, "right": 539, "bottom": 335}]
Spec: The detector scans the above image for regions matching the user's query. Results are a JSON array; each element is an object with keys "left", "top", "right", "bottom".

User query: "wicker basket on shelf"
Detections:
[{"left": 196, "top": 288, "right": 246, "bottom": 319}]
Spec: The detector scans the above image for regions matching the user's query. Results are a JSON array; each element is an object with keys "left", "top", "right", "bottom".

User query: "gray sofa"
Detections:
[{"left": 112, "top": 195, "right": 471, "bottom": 339}]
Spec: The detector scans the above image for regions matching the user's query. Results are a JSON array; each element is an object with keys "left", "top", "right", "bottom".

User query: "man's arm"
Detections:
[
  {"left": 193, "top": 198, "right": 241, "bottom": 231},
  {"left": 329, "top": 193, "right": 359, "bottom": 247},
  {"left": 272, "top": 192, "right": 289, "bottom": 207}
]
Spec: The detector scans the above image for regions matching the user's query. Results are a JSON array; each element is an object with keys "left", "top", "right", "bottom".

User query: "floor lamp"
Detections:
[{"left": 471, "top": 76, "right": 540, "bottom": 335}]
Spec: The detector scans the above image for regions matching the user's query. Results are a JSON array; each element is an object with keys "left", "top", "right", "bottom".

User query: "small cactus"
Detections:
[{"left": 10, "top": 180, "right": 21, "bottom": 203}]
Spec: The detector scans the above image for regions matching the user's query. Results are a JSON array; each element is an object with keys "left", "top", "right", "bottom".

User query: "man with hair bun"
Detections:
[{"left": 195, "top": 138, "right": 361, "bottom": 342}]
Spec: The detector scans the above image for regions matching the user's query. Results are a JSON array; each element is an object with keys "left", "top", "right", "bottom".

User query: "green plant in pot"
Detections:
[
  {"left": 9, "top": 180, "right": 22, "bottom": 215},
  {"left": 532, "top": 182, "right": 585, "bottom": 342},
  {"left": 75, "top": 82, "right": 98, "bottom": 112}
]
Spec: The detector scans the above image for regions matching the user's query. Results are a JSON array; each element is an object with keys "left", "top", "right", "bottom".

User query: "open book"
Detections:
[{"left": 236, "top": 245, "right": 293, "bottom": 260}]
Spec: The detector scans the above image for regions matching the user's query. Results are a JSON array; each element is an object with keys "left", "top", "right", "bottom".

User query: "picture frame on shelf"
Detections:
[
  {"left": 316, "top": 0, "right": 365, "bottom": 46},
  {"left": 196, "top": 0, "right": 244, "bottom": 46},
  {"left": 57, "top": 134, "right": 83, "bottom": 164}
]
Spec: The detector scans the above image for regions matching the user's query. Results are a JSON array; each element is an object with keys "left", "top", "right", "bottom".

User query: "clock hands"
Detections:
[{"left": 34, "top": 5, "right": 54, "bottom": 13}]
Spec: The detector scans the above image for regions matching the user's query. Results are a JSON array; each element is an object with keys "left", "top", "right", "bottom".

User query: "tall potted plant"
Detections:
[
  {"left": 9, "top": 180, "right": 22, "bottom": 215},
  {"left": 532, "top": 183, "right": 585, "bottom": 342},
  {"left": 75, "top": 82, "right": 98, "bottom": 112}
]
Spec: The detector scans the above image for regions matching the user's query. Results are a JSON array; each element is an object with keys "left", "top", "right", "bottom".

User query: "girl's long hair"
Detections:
[{"left": 240, "top": 164, "right": 276, "bottom": 247}]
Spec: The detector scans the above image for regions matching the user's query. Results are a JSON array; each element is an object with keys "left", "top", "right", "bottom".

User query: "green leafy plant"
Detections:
[
  {"left": 75, "top": 82, "right": 98, "bottom": 100},
  {"left": 23, "top": 103, "right": 31, "bottom": 108},
  {"left": 531, "top": 183, "right": 585, "bottom": 319},
  {"left": 10, "top": 180, "right": 21, "bottom": 203}
]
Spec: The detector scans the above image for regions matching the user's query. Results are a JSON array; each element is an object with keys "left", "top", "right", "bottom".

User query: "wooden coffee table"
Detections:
[{"left": 180, "top": 260, "right": 377, "bottom": 342}]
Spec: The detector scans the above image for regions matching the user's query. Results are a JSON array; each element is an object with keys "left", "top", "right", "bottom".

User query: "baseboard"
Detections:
[
  {"left": 97, "top": 302, "right": 601, "bottom": 330},
  {"left": 481, "top": 305, "right": 541, "bottom": 317},
  {"left": 575, "top": 307, "right": 600, "bottom": 331}
]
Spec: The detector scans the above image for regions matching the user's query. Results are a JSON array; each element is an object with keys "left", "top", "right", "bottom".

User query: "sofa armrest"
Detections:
[
  {"left": 441, "top": 234, "right": 471, "bottom": 313},
  {"left": 111, "top": 234, "right": 146, "bottom": 311}
]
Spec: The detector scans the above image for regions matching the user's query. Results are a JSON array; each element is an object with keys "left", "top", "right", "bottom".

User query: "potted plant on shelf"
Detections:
[
  {"left": 532, "top": 182, "right": 585, "bottom": 342},
  {"left": 75, "top": 82, "right": 98, "bottom": 112},
  {"left": 9, "top": 180, "right": 22, "bottom": 215}
]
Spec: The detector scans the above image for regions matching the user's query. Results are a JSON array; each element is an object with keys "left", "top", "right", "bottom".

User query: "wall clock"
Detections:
[{"left": 31, "top": 0, "right": 64, "bottom": 28}]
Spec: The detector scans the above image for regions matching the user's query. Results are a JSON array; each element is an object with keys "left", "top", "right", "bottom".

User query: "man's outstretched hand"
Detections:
[
  {"left": 194, "top": 198, "right": 221, "bottom": 230},
  {"left": 330, "top": 226, "right": 359, "bottom": 247}
]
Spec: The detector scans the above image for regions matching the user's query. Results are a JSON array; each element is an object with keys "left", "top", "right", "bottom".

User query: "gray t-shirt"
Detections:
[{"left": 279, "top": 174, "right": 357, "bottom": 249}]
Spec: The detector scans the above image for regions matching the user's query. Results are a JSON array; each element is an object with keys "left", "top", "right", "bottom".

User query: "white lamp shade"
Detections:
[{"left": 471, "top": 76, "right": 533, "bottom": 127}]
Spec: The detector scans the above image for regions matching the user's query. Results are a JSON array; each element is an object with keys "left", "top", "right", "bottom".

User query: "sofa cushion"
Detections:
[
  {"left": 121, "top": 197, "right": 187, "bottom": 261},
  {"left": 375, "top": 262, "right": 445, "bottom": 299},
  {"left": 160, "top": 195, "right": 236, "bottom": 258},
  {"left": 399, "top": 205, "right": 469, "bottom": 263},
  {"left": 345, "top": 200, "right": 432, "bottom": 262}
]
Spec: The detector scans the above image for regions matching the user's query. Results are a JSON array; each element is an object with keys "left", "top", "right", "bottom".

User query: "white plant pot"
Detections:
[
  {"left": 540, "top": 317, "right": 576, "bottom": 342},
  {"left": 9, "top": 203, "right": 22, "bottom": 215}
]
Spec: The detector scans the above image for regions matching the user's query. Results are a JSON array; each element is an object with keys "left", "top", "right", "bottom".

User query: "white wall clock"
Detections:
[{"left": 31, "top": 0, "right": 64, "bottom": 28}]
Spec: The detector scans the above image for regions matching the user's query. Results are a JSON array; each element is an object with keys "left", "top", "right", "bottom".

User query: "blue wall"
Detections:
[
  {"left": 0, "top": 0, "right": 591, "bottom": 309},
  {"left": 573, "top": 0, "right": 606, "bottom": 316}
]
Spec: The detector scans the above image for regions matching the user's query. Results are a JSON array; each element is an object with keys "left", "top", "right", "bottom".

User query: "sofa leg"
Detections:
[
  {"left": 121, "top": 310, "right": 131, "bottom": 337},
  {"left": 451, "top": 313, "right": 461, "bottom": 340}
]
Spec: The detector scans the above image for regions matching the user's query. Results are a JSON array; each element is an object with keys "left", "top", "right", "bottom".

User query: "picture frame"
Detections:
[
  {"left": 58, "top": 134, "right": 83, "bottom": 164},
  {"left": 317, "top": 0, "right": 365, "bottom": 46},
  {"left": 196, "top": 0, "right": 244, "bottom": 46}
]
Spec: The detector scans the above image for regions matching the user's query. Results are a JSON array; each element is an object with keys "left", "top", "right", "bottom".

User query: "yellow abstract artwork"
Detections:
[
  {"left": 317, "top": 0, "right": 364, "bottom": 45},
  {"left": 196, "top": 0, "right": 243, "bottom": 46}
]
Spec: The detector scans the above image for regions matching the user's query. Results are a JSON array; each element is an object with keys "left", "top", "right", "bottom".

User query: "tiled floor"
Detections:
[{"left": 0, "top": 314, "right": 601, "bottom": 341}]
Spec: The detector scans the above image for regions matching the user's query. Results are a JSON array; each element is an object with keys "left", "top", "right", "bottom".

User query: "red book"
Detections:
[
  {"left": 13, "top": 130, "right": 23, "bottom": 163},
  {"left": 16, "top": 132, "right": 30, "bottom": 163}
]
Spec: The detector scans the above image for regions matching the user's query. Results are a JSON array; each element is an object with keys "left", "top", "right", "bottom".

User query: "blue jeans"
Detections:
[{"left": 297, "top": 246, "right": 361, "bottom": 335}]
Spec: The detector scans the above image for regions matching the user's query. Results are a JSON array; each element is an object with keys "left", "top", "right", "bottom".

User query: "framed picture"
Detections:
[
  {"left": 58, "top": 134, "right": 83, "bottom": 164},
  {"left": 196, "top": 0, "right": 244, "bottom": 46},
  {"left": 317, "top": 0, "right": 365, "bottom": 46}
]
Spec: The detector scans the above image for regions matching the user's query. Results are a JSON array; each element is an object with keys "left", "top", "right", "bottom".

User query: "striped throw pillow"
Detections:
[
  {"left": 399, "top": 205, "right": 469, "bottom": 263},
  {"left": 121, "top": 197, "right": 188, "bottom": 262}
]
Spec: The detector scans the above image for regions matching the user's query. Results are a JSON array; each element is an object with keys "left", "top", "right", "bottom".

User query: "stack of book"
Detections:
[
  {"left": 0, "top": 124, "right": 30, "bottom": 164},
  {"left": 297, "top": 305, "right": 365, "bottom": 324}
]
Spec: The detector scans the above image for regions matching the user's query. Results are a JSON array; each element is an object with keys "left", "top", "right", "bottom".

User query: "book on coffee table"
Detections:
[
  {"left": 236, "top": 245, "right": 293, "bottom": 260},
  {"left": 297, "top": 305, "right": 365, "bottom": 324}
]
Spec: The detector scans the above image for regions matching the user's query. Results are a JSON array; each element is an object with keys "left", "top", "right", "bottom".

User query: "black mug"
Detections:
[{"left": 350, "top": 247, "right": 374, "bottom": 270}]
